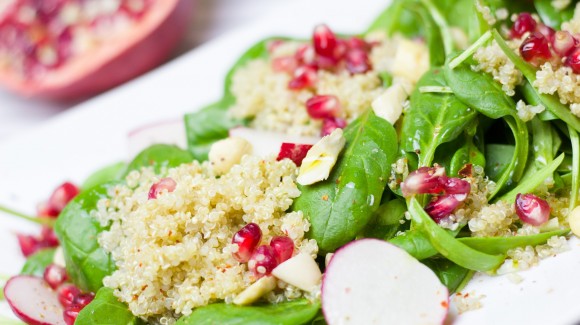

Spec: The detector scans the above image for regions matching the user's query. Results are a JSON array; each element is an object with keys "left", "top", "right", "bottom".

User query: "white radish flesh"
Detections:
[
  {"left": 229, "top": 127, "right": 320, "bottom": 157},
  {"left": 4, "top": 275, "right": 65, "bottom": 325},
  {"left": 127, "top": 119, "right": 187, "bottom": 158},
  {"left": 322, "top": 239, "right": 448, "bottom": 325}
]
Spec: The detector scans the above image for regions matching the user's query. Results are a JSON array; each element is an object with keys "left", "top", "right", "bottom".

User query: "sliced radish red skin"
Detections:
[
  {"left": 276, "top": 143, "right": 313, "bottom": 166},
  {"left": 4, "top": 275, "right": 66, "bottom": 325}
]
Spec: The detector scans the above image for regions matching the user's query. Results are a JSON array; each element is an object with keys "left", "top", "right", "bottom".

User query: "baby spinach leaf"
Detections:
[
  {"left": 175, "top": 300, "right": 321, "bottom": 325},
  {"left": 422, "top": 258, "right": 472, "bottom": 294},
  {"left": 567, "top": 124, "right": 580, "bottom": 210},
  {"left": 359, "top": 199, "right": 407, "bottom": 240},
  {"left": 390, "top": 229, "right": 438, "bottom": 260},
  {"left": 534, "top": 0, "right": 575, "bottom": 29},
  {"left": 55, "top": 183, "right": 117, "bottom": 292},
  {"left": 485, "top": 144, "right": 515, "bottom": 183},
  {"left": 293, "top": 110, "right": 398, "bottom": 253},
  {"left": 401, "top": 68, "right": 477, "bottom": 167},
  {"left": 20, "top": 248, "right": 56, "bottom": 277},
  {"left": 449, "top": 135, "right": 486, "bottom": 176},
  {"left": 123, "top": 144, "right": 193, "bottom": 177},
  {"left": 76, "top": 287, "right": 143, "bottom": 325},
  {"left": 82, "top": 162, "right": 126, "bottom": 191},
  {"left": 408, "top": 197, "right": 505, "bottom": 272},
  {"left": 184, "top": 98, "right": 245, "bottom": 161}
]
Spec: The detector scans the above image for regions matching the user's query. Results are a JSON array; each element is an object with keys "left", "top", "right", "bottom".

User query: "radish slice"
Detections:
[
  {"left": 127, "top": 119, "right": 187, "bottom": 158},
  {"left": 229, "top": 127, "right": 320, "bottom": 157},
  {"left": 322, "top": 239, "right": 449, "bottom": 325},
  {"left": 4, "top": 275, "right": 65, "bottom": 325}
]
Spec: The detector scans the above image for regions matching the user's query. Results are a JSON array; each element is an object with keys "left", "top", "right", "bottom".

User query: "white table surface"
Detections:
[{"left": 0, "top": 0, "right": 287, "bottom": 143}]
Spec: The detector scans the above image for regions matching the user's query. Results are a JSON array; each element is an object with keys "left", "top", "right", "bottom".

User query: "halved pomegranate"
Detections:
[{"left": 0, "top": 0, "right": 193, "bottom": 100}]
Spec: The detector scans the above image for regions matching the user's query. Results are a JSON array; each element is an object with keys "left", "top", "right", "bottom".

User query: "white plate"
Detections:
[{"left": 0, "top": 0, "right": 579, "bottom": 324}]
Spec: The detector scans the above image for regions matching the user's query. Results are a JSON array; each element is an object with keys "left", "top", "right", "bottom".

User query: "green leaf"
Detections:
[
  {"left": 293, "top": 110, "right": 398, "bottom": 253},
  {"left": 458, "top": 229, "right": 570, "bottom": 255},
  {"left": 485, "top": 144, "right": 515, "bottom": 182},
  {"left": 175, "top": 300, "right": 321, "bottom": 325},
  {"left": 20, "top": 248, "right": 56, "bottom": 277},
  {"left": 55, "top": 183, "right": 117, "bottom": 292},
  {"left": 82, "top": 162, "right": 126, "bottom": 191},
  {"left": 422, "top": 258, "right": 472, "bottom": 294},
  {"left": 390, "top": 229, "right": 439, "bottom": 260},
  {"left": 408, "top": 197, "right": 505, "bottom": 272},
  {"left": 76, "top": 287, "right": 143, "bottom": 325},
  {"left": 534, "top": 0, "right": 575, "bottom": 29},
  {"left": 401, "top": 68, "right": 478, "bottom": 166},
  {"left": 123, "top": 144, "right": 193, "bottom": 177}
]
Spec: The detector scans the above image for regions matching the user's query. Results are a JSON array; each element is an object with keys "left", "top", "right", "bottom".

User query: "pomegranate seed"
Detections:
[
  {"left": 313, "top": 24, "right": 338, "bottom": 58},
  {"left": 267, "top": 39, "right": 285, "bottom": 53},
  {"left": 295, "top": 44, "right": 316, "bottom": 65},
  {"left": 552, "top": 31, "right": 577, "bottom": 56},
  {"left": 43, "top": 264, "right": 68, "bottom": 289},
  {"left": 401, "top": 166, "right": 447, "bottom": 197},
  {"left": 345, "top": 48, "right": 372, "bottom": 74},
  {"left": 315, "top": 55, "right": 340, "bottom": 70},
  {"left": 232, "top": 223, "right": 262, "bottom": 263},
  {"left": 520, "top": 32, "right": 552, "bottom": 65},
  {"left": 63, "top": 304, "right": 82, "bottom": 325},
  {"left": 537, "top": 24, "right": 556, "bottom": 43},
  {"left": 288, "top": 65, "right": 318, "bottom": 90},
  {"left": 272, "top": 56, "right": 298, "bottom": 73},
  {"left": 346, "top": 37, "right": 371, "bottom": 51},
  {"left": 515, "top": 193, "right": 551, "bottom": 226},
  {"left": 46, "top": 182, "right": 80, "bottom": 217},
  {"left": 248, "top": 245, "right": 278, "bottom": 277},
  {"left": 306, "top": 95, "right": 341, "bottom": 119},
  {"left": 510, "top": 13, "right": 537, "bottom": 39},
  {"left": 270, "top": 236, "right": 294, "bottom": 263},
  {"left": 72, "top": 293, "right": 95, "bottom": 307},
  {"left": 425, "top": 195, "right": 461, "bottom": 223},
  {"left": 16, "top": 234, "right": 41, "bottom": 257},
  {"left": 148, "top": 177, "right": 177, "bottom": 200},
  {"left": 276, "top": 143, "right": 313, "bottom": 166},
  {"left": 565, "top": 48, "right": 580, "bottom": 73},
  {"left": 439, "top": 178, "right": 471, "bottom": 201},
  {"left": 321, "top": 117, "right": 347, "bottom": 136},
  {"left": 58, "top": 284, "right": 81, "bottom": 307},
  {"left": 40, "top": 226, "right": 60, "bottom": 246}
]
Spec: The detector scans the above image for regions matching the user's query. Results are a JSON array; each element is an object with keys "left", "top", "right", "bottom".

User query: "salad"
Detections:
[{"left": 2, "top": 0, "right": 580, "bottom": 324}]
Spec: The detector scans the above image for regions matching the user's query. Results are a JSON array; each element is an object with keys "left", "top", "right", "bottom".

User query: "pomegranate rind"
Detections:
[
  {"left": 4, "top": 275, "right": 66, "bottom": 325},
  {"left": 322, "top": 239, "right": 449, "bottom": 325},
  {"left": 0, "top": 0, "right": 194, "bottom": 100}
]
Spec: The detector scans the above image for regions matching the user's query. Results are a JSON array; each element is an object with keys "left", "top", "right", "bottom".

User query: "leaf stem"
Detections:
[
  {"left": 448, "top": 30, "right": 491, "bottom": 69},
  {"left": 0, "top": 205, "right": 54, "bottom": 227},
  {"left": 420, "top": 0, "right": 454, "bottom": 56}
]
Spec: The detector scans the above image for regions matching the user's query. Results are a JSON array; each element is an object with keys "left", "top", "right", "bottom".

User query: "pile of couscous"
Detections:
[{"left": 93, "top": 155, "right": 318, "bottom": 321}]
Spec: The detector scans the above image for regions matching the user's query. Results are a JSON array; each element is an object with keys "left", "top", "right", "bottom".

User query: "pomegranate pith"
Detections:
[
  {"left": 232, "top": 223, "right": 262, "bottom": 263},
  {"left": 515, "top": 193, "right": 550, "bottom": 226}
]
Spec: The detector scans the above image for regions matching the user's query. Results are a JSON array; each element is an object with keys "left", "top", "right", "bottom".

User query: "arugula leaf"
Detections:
[
  {"left": 175, "top": 300, "right": 320, "bottom": 325},
  {"left": 123, "top": 144, "right": 193, "bottom": 177},
  {"left": 293, "top": 110, "right": 398, "bottom": 253},
  {"left": 55, "top": 183, "right": 117, "bottom": 292},
  {"left": 20, "top": 248, "right": 56, "bottom": 277},
  {"left": 76, "top": 287, "right": 143, "bottom": 325},
  {"left": 401, "top": 68, "right": 478, "bottom": 167}
]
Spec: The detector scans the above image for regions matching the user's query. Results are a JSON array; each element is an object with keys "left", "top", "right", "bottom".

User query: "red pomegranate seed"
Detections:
[
  {"left": 148, "top": 177, "right": 177, "bottom": 200},
  {"left": 272, "top": 56, "right": 298, "bottom": 73},
  {"left": 16, "top": 234, "right": 41, "bottom": 257},
  {"left": 295, "top": 44, "right": 316, "bottom": 65},
  {"left": 276, "top": 143, "right": 313, "bottom": 166},
  {"left": 565, "top": 48, "right": 580, "bottom": 73},
  {"left": 72, "top": 293, "right": 95, "bottom": 307},
  {"left": 248, "top": 245, "right": 278, "bottom": 277},
  {"left": 552, "top": 30, "right": 577, "bottom": 56},
  {"left": 510, "top": 13, "right": 537, "bottom": 39},
  {"left": 270, "top": 236, "right": 294, "bottom": 263},
  {"left": 306, "top": 95, "right": 341, "bottom": 119},
  {"left": 345, "top": 48, "right": 372, "bottom": 74},
  {"left": 346, "top": 37, "right": 371, "bottom": 51},
  {"left": 401, "top": 166, "right": 447, "bottom": 197},
  {"left": 40, "top": 226, "right": 60, "bottom": 246},
  {"left": 321, "top": 117, "right": 347, "bottom": 136},
  {"left": 288, "top": 65, "right": 318, "bottom": 90},
  {"left": 63, "top": 304, "right": 82, "bottom": 325},
  {"left": 46, "top": 182, "right": 80, "bottom": 217},
  {"left": 58, "top": 284, "right": 81, "bottom": 307},
  {"left": 267, "top": 39, "right": 285, "bottom": 53},
  {"left": 37, "top": 202, "right": 59, "bottom": 218},
  {"left": 232, "top": 223, "right": 262, "bottom": 263},
  {"left": 537, "top": 24, "right": 556, "bottom": 43},
  {"left": 439, "top": 178, "right": 471, "bottom": 201},
  {"left": 520, "top": 32, "right": 552, "bottom": 64},
  {"left": 425, "top": 195, "right": 461, "bottom": 223},
  {"left": 515, "top": 193, "right": 550, "bottom": 226},
  {"left": 313, "top": 24, "right": 338, "bottom": 58},
  {"left": 43, "top": 264, "right": 68, "bottom": 289}
]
